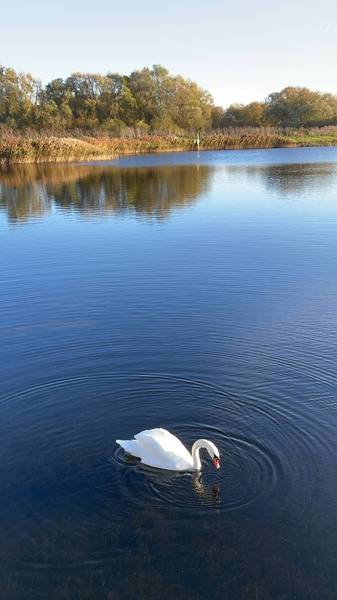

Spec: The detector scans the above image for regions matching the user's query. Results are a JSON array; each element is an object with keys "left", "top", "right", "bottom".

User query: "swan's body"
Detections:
[{"left": 116, "top": 428, "right": 220, "bottom": 471}]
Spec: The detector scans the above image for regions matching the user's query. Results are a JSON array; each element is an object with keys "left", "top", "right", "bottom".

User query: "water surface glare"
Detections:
[{"left": 1, "top": 148, "right": 337, "bottom": 599}]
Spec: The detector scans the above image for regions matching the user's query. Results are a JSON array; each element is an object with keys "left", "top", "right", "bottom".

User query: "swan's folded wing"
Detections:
[
  {"left": 135, "top": 428, "right": 170, "bottom": 442},
  {"left": 135, "top": 429, "right": 193, "bottom": 470},
  {"left": 135, "top": 429, "right": 187, "bottom": 452},
  {"left": 135, "top": 429, "right": 184, "bottom": 453}
]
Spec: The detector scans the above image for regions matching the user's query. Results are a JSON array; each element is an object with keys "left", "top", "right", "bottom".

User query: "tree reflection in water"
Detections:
[
  {"left": 2, "top": 158, "right": 336, "bottom": 225},
  {"left": 0, "top": 163, "right": 214, "bottom": 224}
]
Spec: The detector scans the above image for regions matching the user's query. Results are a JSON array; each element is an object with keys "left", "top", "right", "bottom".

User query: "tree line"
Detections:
[
  {"left": 1, "top": 63, "right": 337, "bottom": 133},
  {"left": 214, "top": 88, "right": 337, "bottom": 128}
]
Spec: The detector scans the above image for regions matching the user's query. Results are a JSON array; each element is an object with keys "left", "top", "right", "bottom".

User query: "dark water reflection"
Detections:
[
  {"left": 0, "top": 163, "right": 213, "bottom": 222},
  {"left": 1, "top": 148, "right": 337, "bottom": 599},
  {"left": 227, "top": 161, "right": 337, "bottom": 194},
  {"left": 2, "top": 155, "right": 337, "bottom": 224}
]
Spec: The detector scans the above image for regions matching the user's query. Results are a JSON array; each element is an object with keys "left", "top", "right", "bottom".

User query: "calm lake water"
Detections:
[{"left": 1, "top": 147, "right": 337, "bottom": 599}]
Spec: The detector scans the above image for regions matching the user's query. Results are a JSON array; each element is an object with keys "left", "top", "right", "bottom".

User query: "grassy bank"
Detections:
[{"left": 1, "top": 128, "right": 337, "bottom": 164}]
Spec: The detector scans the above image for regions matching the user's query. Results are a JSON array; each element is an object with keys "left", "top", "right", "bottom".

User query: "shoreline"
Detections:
[{"left": 1, "top": 132, "right": 337, "bottom": 165}]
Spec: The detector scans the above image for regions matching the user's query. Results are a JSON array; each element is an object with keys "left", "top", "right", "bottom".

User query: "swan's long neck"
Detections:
[{"left": 191, "top": 439, "right": 212, "bottom": 471}]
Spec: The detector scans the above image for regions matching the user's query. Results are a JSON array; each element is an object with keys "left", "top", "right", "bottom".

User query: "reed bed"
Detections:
[
  {"left": 0, "top": 133, "right": 192, "bottom": 165},
  {"left": 1, "top": 128, "right": 337, "bottom": 164}
]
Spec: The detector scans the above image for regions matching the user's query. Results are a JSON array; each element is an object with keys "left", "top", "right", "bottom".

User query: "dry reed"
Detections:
[{"left": 1, "top": 127, "right": 337, "bottom": 165}]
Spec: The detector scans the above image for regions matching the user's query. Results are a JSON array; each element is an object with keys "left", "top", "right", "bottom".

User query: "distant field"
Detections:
[{"left": 1, "top": 128, "right": 337, "bottom": 164}]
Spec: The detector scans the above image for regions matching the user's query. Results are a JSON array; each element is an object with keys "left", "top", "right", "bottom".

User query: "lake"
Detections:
[{"left": 1, "top": 147, "right": 337, "bottom": 599}]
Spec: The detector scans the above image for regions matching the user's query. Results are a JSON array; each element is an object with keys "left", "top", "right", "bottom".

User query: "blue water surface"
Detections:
[{"left": 1, "top": 148, "right": 337, "bottom": 599}]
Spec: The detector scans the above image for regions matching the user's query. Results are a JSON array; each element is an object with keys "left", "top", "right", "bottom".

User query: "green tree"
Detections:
[
  {"left": 0, "top": 65, "right": 40, "bottom": 127},
  {"left": 168, "top": 76, "right": 213, "bottom": 131},
  {"left": 129, "top": 65, "right": 170, "bottom": 125},
  {"left": 265, "top": 87, "right": 337, "bottom": 127},
  {"left": 97, "top": 73, "right": 136, "bottom": 126},
  {"left": 211, "top": 106, "right": 226, "bottom": 128}
]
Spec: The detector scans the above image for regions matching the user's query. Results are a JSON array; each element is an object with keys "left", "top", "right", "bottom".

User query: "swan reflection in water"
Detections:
[
  {"left": 192, "top": 472, "right": 221, "bottom": 503},
  {"left": 125, "top": 458, "right": 221, "bottom": 507}
]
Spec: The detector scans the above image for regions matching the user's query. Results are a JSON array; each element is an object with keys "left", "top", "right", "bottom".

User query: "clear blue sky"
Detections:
[{"left": 1, "top": 0, "right": 336, "bottom": 107}]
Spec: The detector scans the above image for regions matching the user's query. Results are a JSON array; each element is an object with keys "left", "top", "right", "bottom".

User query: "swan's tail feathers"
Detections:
[{"left": 116, "top": 439, "right": 140, "bottom": 457}]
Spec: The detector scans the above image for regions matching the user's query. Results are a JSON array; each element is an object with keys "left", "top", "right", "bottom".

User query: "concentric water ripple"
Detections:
[
  {"left": 0, "top": 370, "right": 334, "bottom": 553},
  {"left": 111, "top": 422, "right": 279, "bottom": 514}
]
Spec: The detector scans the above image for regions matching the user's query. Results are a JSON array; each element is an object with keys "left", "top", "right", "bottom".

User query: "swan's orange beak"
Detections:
[{"left": 212, "top": 457, "right": 220, "bottom": 470}]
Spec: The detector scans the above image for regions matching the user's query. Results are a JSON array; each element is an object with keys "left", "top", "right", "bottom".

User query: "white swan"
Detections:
[{"left": 116, "top": 428, "right": 220, "bottom": 471}]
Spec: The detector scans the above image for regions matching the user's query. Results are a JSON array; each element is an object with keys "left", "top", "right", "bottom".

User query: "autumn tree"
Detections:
[
  {"left": 265, "top": 87, "right": 337, "bottom": 127},
  {"left": 1, "top": 63, "right": 337, "bottom": 132},
  {"left": 0, "top": 65, "right": 40, "bottom": 127}
]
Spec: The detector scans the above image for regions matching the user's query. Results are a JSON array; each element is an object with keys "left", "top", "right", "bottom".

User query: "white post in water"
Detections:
[{"left": 196, "top": 131, "right": 200, "bottom": 152}]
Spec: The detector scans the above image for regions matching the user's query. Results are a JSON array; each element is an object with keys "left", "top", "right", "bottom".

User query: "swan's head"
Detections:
[
  {"left": 192, "top": 438, "right": 221, "bottom": 470},
  {"left": 205, "top": 440, "right": 220, "bottom": 470}
]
